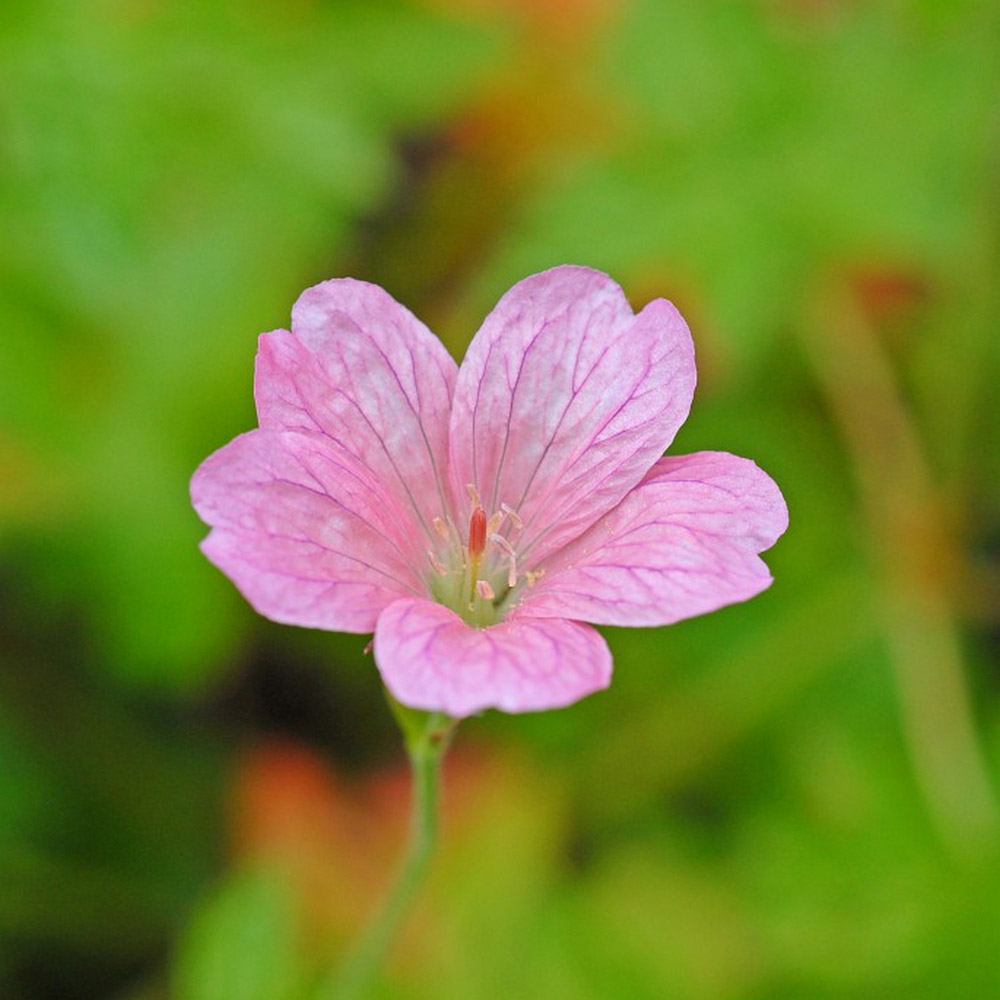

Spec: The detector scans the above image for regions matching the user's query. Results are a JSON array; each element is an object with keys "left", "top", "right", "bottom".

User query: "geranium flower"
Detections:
[{"left": 191, "top": 266, "right": 787, "bottom": 717}]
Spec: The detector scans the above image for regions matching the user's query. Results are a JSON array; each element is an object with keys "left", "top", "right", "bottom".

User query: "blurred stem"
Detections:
[
  {"left": 319, "top": 699, "right": 455, "bottom": 1000},
  {"left": 799, "top": 279, "right": 999, "bottom": 857}
]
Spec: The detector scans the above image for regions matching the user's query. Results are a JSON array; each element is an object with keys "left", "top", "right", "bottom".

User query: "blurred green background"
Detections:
[{"left": 2, "top": 0, "right": 1000, "bottom": 997}]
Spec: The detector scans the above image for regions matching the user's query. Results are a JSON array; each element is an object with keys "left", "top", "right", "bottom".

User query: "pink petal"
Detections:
[
  {"left": 523, "top": 451, "right": 788, "bottom": 626},
  {"left": 374, "top": 597, "right": 612, "bottom": 716},
  {"left": 255, "top": 278, "right": 458, "bottom": 543},
  {"left": 191, "top": 430, "right": 426, "bottom": 633},
  {"left": 449, "top": 265, "right": 696, "bottom": 566}
]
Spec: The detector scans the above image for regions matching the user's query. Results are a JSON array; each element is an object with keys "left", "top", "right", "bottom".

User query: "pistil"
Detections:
[
  {"left": 467, "top": 504, "right": 487, "bottom": 606},
  {"left": 467, "top": 505, "right": 487, "bottom": 559}
]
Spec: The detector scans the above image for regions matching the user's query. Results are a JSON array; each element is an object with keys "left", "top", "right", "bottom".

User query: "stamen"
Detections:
[
  {"left": 486, "top": 511, "right": 504, "bottom": 537},
  {"left": 468, "top": 506, "right": 487, "bottom": 558},
  {"left": 432, "top": 517, "right": 450, "bottom": 540},
  {"left": 466, "top": 483, "right": 482, "bottom": 506},
  {"left": 525, "top": 568, "right": 546, "bottom": 587},
  {"left": 489, "top": 532, "right": 518, "bottom": 588},
  {"left": 428, "top": 551, "right": 447, "bottom": 576},
  {"left": 475, "top": 579, "right": 495, "bottom": 601},
  {"left": 500, "top": 503, "right": 523, "bottom": 529}
]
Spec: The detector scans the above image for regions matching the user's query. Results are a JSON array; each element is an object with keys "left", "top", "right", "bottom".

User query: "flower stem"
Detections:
[{"left": 319, "top": 705, "right": 454, "bottom": 1000}]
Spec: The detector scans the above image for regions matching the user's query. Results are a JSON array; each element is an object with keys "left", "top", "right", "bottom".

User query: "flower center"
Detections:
[{"left": 425, "top": 486, "right": 539, "bottom": 627}]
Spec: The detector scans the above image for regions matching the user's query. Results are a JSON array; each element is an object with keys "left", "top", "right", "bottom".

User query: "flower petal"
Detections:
[
  {"left": 449, "top": 265, "right": 696, "bottom": 566},
  {"left": 374, "top": 597, "right": 612, "bottom": 716},
  {"left": 191, "top": 430, "right": 426, "bottom": 633},
  {"left": 255, "top": 278, "right": 458, "bottom": 541},
  {"left": 523, "top": 451, "right": 788, "bottom": 626}
]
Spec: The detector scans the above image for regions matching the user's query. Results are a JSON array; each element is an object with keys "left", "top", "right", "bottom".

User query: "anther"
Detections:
[
  {"left": 475, "top": 579, "right": 495, "bottom": 601},
  {"left": 489, "top": 532, "right": 518, "bottom": 588},
  {"left": 500, "top": 503, "right": 523, "bottom": 529},
  {"left": 466, "top": 483, "right": 483, "bottom": 506},
  {"left": 432, "top": 517, "right": 450, "bottom": 540},
  {"left": 525, "top": 568, "right": 546, "bottom": 587},
  {"left": 428, "top": 551, "right": 447, "bottom": 576},
  {"left": 468, "top": 506, "right": 487, "bottom": 558}
]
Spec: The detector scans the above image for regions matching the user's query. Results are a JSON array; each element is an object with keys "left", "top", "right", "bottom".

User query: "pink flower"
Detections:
[{"left": 191, "top": 266, "right": 787, "bottom": 717}]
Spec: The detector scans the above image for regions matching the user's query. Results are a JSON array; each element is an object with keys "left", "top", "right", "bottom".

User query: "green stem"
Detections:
[{"left": 319, "top": 706, "right": 454, "bottom": 1000}]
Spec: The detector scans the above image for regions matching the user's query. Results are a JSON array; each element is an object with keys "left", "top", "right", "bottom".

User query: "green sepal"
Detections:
[{"left": 383, "top": 689, "right": 457, "bottom": 758}]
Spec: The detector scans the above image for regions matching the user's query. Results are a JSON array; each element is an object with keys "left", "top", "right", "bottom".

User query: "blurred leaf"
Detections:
[{"left": 173, "top": 865, "right": 303, "bottom": 1000}]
